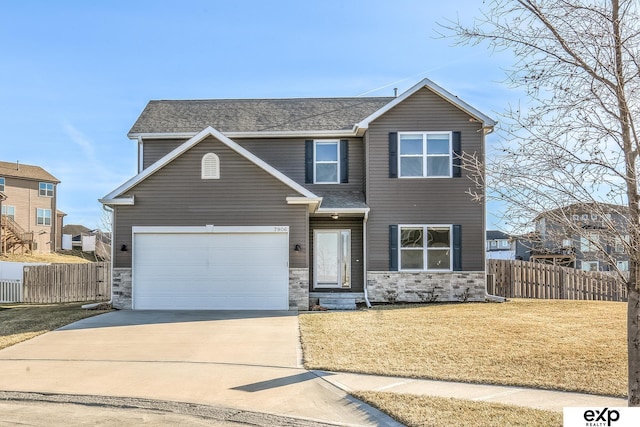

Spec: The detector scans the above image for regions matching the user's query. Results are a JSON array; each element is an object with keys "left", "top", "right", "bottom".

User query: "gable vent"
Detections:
[{"left": 201, "top": 153, "right": 220, "bottom": 179}]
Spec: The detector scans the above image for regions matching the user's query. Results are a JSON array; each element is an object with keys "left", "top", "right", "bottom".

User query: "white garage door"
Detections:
[{"left": 132, "top": 226, "right": 289, "bottom": 310}]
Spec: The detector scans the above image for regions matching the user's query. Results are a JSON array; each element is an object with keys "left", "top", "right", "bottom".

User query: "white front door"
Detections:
[{"left": 314, "top": 229, "right": 351, "bottom": 289}]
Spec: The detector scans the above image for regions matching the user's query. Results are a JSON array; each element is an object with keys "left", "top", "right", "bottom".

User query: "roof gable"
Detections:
[
  {"left": 357, "top": 78, "right": 497, "bottom": 131},
  {"left": 0, "top": 161, "right": 60, "bottom": 183},
  {"left": 101, "top": 127, "right": 318, "bottom": 204}
]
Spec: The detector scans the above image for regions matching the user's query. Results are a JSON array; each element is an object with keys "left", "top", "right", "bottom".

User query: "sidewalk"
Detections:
[{"left": 313, "top": 371, "right": 627, "bottom": 412}]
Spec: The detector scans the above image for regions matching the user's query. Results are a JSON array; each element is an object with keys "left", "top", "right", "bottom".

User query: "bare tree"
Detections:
[
  {"left": 95, "top": 207, "right": 112, "bottom": 262},
  {"left": 442, "top": 0, "right": 640, "bottom": 405}
]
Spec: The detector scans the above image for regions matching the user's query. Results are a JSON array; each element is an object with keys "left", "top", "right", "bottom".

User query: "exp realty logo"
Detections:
[{"left": 564, "top": 407, "right": 639, "bottom": 427}]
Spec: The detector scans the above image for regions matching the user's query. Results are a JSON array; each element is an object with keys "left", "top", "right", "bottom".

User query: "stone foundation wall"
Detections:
[
  {"left": 367, "top": 271, "right": 486, "bottom": 303},
  {"left": 112, "top": 268, "right": 132, "bottom": 309},
  {"left": 289, "top": 268, "right": 309, "bottom": 311}
]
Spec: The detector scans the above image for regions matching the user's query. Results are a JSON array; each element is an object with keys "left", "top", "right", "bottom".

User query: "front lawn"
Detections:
[
  {"left": 354, "top": 392, "right": 562, "bottom": 427},
  {"left": 0, "top": 303, "right": 111, "bottom": 350},
  {"left": 299, "top": 299, "right": 626, "bottom": 397}
]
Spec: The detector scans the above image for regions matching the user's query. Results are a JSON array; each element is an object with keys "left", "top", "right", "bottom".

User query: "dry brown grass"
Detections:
[
  {"left": 299, "top": 299, "right": 626, "bottom": 397},
  {"left": 353, "top": 391, "right": 562, "bottom": 427},
  {"left": 0, "top": 252, "right": 92, "bottom": 264},
  {"left": 0, "top": 303, "right": 111, "bottom": 350}
]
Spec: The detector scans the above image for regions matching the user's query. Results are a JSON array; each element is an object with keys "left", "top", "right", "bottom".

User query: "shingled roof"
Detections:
[
  {"left": 0, "top": 161, "right": 60, "bottom": 183},
  {"left": 128, "top": 97, "right": 394, "bottom": 135}
]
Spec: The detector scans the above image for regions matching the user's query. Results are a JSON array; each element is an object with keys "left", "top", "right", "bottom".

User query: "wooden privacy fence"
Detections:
[
  {"left": 487, "top": 259, "right": 628, "bottom": 302},
  {"left": 21, "top": 262, "right": 111, "bottom": 304}
]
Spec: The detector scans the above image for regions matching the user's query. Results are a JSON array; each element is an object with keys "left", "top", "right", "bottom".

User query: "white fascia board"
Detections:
[
  {"left": 132, "top": 225, "right": 289, "bottom": 234},
  {"left": 103, "top": 126, "right": 318, "bottom": 201},
  {"left": 129, "top": 129, "right": 358, "bottom": 140},
  {"left": 316, "top": 207, "right": 370, "bottom": 215},
  {"left": 286, "top": 196, "right": 322, "bottom": 205},
  {"left": 99, "top": 196, "right": 135, "bottom": 206},
  {"left": 356, "top": 78, "right": 498, "bottom": 130}
]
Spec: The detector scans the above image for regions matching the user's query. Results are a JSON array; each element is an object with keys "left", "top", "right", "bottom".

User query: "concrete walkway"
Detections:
[{"left": 315, "top": 371, "right": 627, "bottom": 412}]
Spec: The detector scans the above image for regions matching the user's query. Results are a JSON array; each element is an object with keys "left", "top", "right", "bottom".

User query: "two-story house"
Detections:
[
  {"left": 486, "top": 230, "right": 515, "bottom": 260},
  {"left": 533, "top": 202, "right": 629, "bottom": 272},
  {"left": 0, "top": 161, "right": 63, "bottom": 254},
  {"left": 100, "top": 78, "right": 496, "bottom": 310}
]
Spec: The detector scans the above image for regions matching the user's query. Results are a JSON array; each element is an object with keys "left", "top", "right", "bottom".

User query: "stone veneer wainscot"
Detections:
[{"left": 366, "top": 271, "right": 486, "bottom": 303}]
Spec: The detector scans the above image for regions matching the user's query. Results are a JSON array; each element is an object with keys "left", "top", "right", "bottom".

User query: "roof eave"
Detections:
[
  {"left": 128, "top": 129, "right": 359, "bottom": 140},
  {"left": 99, "top": 196, "right": 135, "bottom": 206}
]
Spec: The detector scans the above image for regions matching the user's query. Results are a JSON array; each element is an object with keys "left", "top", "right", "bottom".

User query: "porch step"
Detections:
[{"left": 318, "top": 297, "right": 357, "bottom": 310}]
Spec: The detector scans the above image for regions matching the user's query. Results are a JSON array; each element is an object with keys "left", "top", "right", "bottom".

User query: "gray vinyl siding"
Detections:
[
  {"left": 237, "top": 138, "right": 364, "bottom": 191},
  {"left": 309, "top": 217, "right": 364, "bottom": 292},
  {"left": 142, "top": 139, "right": 187, "bottom": 169},
  {"left": 114, "top": 136, "right": 308, "bottom": 269},
  {"left": 141, "top": 137, "right": 366, "bottom": 192},
  {"left": 366, "top": 87, "right": 485, "bottom": 271}
]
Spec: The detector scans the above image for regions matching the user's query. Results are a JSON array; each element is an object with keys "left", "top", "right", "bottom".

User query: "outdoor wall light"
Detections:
[
  {"left": 331, "top": 214, "right": 339, "bottom": 220},
  {"left": 120, "top": 244, "right": 128, "bottom": 252},
  {"left": 294, "top": 244, "right": 302, "bottom": 252}
]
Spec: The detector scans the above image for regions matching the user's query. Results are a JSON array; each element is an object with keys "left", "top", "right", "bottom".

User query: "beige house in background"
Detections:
[{"left": 0, "top": 161, "right": 63, "bottom": 254}]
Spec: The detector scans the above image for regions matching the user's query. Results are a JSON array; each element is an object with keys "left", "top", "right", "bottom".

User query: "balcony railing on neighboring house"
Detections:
[{"left": 1, "top": 214, "right": 34, "bottom": 254}]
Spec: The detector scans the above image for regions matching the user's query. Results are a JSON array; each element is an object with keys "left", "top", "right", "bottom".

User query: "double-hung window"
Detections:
[
  {"left": 36, "top": 208, "right": 51, "bottom": 226},
  {"left": 39, "top": 182, "right": 54, "bottom": 197},
  {"left": 399, "top": 132, "right": 452, "bottom": 178},
  {"left": 399, "top": 225, "right": 452, "bottom": 271},
  {"left": 306, "top": 139, "right": 348, "bottom": 184},
  {"left": 314, "top": 141, "right": 339, "bottom": 183},
  {"left": 0, "top": 177, "right": 4, "bottom": 192}
]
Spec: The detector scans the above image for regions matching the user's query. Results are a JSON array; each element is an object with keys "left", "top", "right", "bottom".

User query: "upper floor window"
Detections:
[
  {"left": 201, "top": 153, "right": 220, "bottom": 179},
  {"left": 1, "top": 205, "right": 15, "bottom": 220},
  {"left": 305, "top": 140, "right": 348, "bottom": 184},
  {"left": 580, "top": 232, "right": 599, "bottom": 252},
  {"left": 36, "top": 208, "right": 51, "bottom": 226},
  {"left": 399, "top": 132, "right": 452, "bottom": 178},
  {"left": 39, "top": 182, "right": 54, "bottom": 197},
  {"left": 0, "top": 177, "right": 4, "bottom": 192},
  {"left": 572, "top": 214, "right": 579, "bottom": 221},
  {"left": 315, "top": 141, "right": 339, "bottom": 183}
]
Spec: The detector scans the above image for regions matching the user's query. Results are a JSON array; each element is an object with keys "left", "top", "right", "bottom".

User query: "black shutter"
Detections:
[
  {"left": 452, "top": 131, "right": 462, "bottom": 178},
  {"left": 389, "top": 132, "right": 398, "bottom": 178},
  {"left": 389, "top": 225, "right": 398, "bottom": 271},
  {"left": 305, "top": 140, "right": 314, "bottom": 183},
  {"left": 340, "top": 139, "right": 349, "bottom": 183},
  {"left": 453, "top": 224, "right": 462, "bottom": 271}
]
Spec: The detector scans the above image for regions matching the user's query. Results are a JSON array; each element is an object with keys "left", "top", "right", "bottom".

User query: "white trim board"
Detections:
[{"left": 101, "top": 126, "right": 319, "bottom": 204}]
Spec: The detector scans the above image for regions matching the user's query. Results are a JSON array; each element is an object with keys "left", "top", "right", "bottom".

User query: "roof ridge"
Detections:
[{"left": 147, "top": 96, "right": 395, "bottom": 102}]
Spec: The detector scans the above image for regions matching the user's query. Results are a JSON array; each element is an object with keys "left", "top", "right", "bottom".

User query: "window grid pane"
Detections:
[
  {"left": 399, "top": 132, "right": 452, "bottom": 178},
  {"left": 399, "top": 225, "right": 452, "bottom": 272}
]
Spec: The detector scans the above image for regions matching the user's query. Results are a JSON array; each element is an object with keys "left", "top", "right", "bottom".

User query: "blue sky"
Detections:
[{"left": 0, "top": 0, "right": 518, "bottom": 230}]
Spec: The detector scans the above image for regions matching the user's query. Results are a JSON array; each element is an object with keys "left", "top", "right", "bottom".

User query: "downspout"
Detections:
[{"left": 363, "top": 210, "right": 372, "bottom": 308}]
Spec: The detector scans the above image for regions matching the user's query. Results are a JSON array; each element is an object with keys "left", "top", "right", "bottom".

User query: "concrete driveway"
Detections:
[{"left": 0, "top": 311, "right": 396, "bottom": 426}]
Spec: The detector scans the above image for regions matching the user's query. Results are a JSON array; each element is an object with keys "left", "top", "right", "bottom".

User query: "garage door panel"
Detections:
[{"left": 133, "top": 231, "right": 289, "bottom": 310}]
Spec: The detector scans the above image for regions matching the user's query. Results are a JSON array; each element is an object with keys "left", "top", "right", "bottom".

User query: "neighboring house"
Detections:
[
  {"left": 486, "top": 230, "right": 515, "bottom": 260},
  {"left": 100, "top": 78, "right": 496, "bottom": 310},
  {"left": 62, "top": 224, "right": 112, "bottom": 261},
  {"left": 62, "top": 224, "right": 92, "bottom": 248},
  {"left": 0, "top": 161, "right": 63, "bottom": 254},
  {"left": 533, "top": 202, "right": 628, "bottom": 272}
]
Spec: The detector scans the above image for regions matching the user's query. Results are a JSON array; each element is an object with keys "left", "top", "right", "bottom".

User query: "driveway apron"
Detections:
[{"left": 0, "top": 310, "right": 391, "bottom": 426}]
